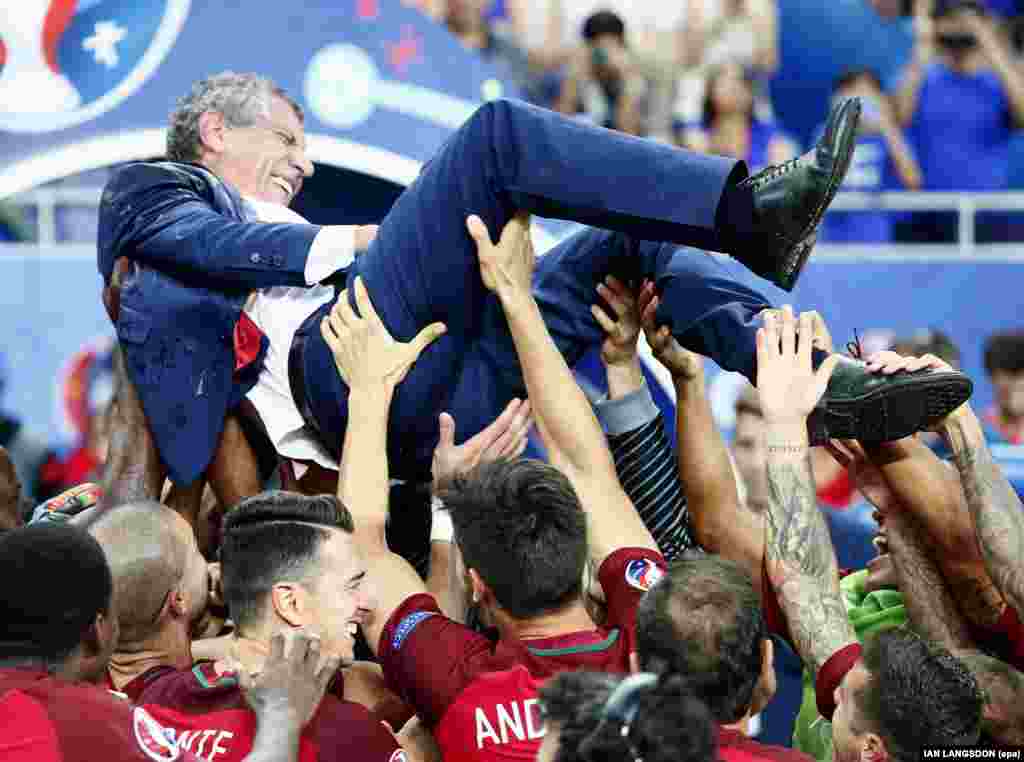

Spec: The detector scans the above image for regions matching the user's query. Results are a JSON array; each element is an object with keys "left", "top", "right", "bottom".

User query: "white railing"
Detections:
[{"left": 6, "top": 188, "right": 1024, "bottom": 253}]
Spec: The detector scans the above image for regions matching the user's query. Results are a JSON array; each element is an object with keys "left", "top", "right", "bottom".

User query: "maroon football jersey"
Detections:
[
  {"left": 377, "top": 547, "right": 667, "bottom": 762},
  {"left": 0, "top": 667, "right": 196, "bottom": 762},
  {"left": 137, "top": 662, "right": 404, "bottom": 762}
]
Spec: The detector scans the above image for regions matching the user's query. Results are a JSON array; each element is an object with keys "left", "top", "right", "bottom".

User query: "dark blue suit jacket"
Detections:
[{"left": 97, "top": 161, "right": 322, "bottom": 484}]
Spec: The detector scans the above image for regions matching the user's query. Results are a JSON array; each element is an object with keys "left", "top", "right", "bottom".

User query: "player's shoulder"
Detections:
[
  {"left": 598, "top": 547, "right": 667, "bottom": 594},
  {"left": 137, "top": 663, "right": 242, "bottom": 713}
]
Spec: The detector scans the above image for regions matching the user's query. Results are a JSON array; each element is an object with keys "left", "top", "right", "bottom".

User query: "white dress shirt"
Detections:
[{"left": 243, "top": 198, "right": 354, "bottom": 472}]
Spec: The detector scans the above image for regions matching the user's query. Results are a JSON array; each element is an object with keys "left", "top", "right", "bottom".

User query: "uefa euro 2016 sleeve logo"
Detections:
[{"left": 0, "top": 0, "right": 190, "bottom": 133}]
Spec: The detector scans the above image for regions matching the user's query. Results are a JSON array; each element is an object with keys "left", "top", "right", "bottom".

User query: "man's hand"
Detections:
[
  {"left": 756, "top": 307, "right": 840, "bottom": 426},
  {"left": 320, "top": 277, "right": 446, "bottom": 393},
  {"left": 638, "top": 283, "right": 703, "bottom": 382},
  {"left": 468, "top": 213, "right": 535, "bottom": 297},
  {"left": 241, "top": 628, "right": 340, "bottom": 728},
  {"left": 432, "top": 399, "right": 533, "bottom": 492},
  {"left": 354, "top": 225, "right": 379, "bottom": 253},
  {"left": 590, "top": 275, "right": 641, "bottom": 368},
  {"left": 824, "top": 439, "right": 901, "bottom": 515}
]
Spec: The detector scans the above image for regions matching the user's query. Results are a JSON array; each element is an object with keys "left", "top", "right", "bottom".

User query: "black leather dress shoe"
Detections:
[
  {"left": 735, "top": 97, "right": 861, "bottom": 291},
  {"left": 808, "top": 355, "right": 973, "bottom": 445}
]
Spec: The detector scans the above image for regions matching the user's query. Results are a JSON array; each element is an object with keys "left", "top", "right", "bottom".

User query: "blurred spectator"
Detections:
[
  {"left": 0, "top": 447, "right": 24, "bottom": 533},
  {"left": 679, "top": 61, "right": 797, "bottom": 170},
  {"left": 35, "top": 338, "right": 116, "bottom": 501},
  {"left": 0, "top": 352, "right": 49, "bottom": 506},
  {"left": 555, "top": 11, "right": 648, "bottom": 134},
  {"left": 445, "top": 0, "right": 560, "bottom": 103},
  {"left": 890, "top": 328, "right": 962, "bottom": 368},
  {"left": 818, "top": 69, "right": 922, "bottom": 244},
  {"left": 674, "top": 0, "right": 779, "bottom": 125},
  {"left": 982, "top": 330, "right": 1024, "bottom": 443},
  {"left": 894, "top": 0, "right": 1024, "bottom": 241}
]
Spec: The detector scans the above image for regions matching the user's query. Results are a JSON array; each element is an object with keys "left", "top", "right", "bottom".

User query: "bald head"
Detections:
[{"left": 88, "top": 501, "right": 190, "bottom": 645}]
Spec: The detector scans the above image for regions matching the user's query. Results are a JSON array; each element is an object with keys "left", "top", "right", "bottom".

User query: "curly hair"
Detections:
[{"left": 166, "top": 71, "right": 303, "bottom": 163}]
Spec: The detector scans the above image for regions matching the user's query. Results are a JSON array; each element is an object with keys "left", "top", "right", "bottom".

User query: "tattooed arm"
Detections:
[
  {"left": 885, "top": 507, "right": 973, "bottom": 650},
  {"left": 762, "top": 429, "right": 858, "bottom": 676},
  {"left": 756, "top": 307, "right": 856, "bottom": 679},
  {"left": 940, "top": 404, "right": 1024, "bottom": 618}
]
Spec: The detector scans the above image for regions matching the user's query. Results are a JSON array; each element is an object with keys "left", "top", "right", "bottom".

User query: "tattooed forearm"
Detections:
[
  {"left": 946, "top": 418, "right": 1024, "bottom": 617},
  {"left": 946, "top": 567, "right": 1007, "bottom": 630},
  {"left": 764, "top": 456, "right": 857, "bottom": 677},
  {"left": 886, "top": 513, "right": 973, "bottom": 650}
]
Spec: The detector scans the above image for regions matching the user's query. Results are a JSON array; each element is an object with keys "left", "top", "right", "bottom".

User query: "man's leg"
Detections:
[
  {"left": 445, "top": 231, "right": 769, "bottom": 440},
  {"left": 296, "top": 99, "right": 746, "bottom": 476}
]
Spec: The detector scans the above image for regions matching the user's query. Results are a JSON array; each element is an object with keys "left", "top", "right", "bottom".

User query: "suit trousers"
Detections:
[{"left": 293, "top": 99, "right": 773, "bottom": 479}]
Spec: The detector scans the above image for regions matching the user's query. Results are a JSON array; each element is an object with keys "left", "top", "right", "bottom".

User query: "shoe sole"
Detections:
[
  {"left": 775, "top": 99, "right": 861, "bottom": 291},
  {"left": 812, "top": 372, "right": 973, "bottom": 444}
]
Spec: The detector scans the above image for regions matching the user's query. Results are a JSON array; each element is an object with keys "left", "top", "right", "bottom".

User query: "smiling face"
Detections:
[
  {"left": 214, "top": 94, "right": 313, "bottom": 206},
  {"left": 300, "top": 530, "right": 373, "bottom": 665}
]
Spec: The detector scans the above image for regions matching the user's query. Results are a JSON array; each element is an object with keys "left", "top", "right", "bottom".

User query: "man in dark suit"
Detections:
[{"left": 99, "top": 71, "right": 972, "bottom": 500}]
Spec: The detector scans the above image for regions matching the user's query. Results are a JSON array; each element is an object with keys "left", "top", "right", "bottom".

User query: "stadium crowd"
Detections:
[{"left": 3, "top": 1, "right": 1024, "bottom": 760}]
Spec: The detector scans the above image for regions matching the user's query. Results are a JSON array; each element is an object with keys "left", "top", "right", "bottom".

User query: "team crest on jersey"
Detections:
[
  {"left": 389, "top": 750, "right": 409, "bottom": 762},
  {"left": 625, "top": 558, "right": 664, "bottom": 592},
  {"left": 132, "top": 706, "right": 181, "bottom": 761},
  {"left": 391, "top": 611, "right": 436, "bottom": 650}
]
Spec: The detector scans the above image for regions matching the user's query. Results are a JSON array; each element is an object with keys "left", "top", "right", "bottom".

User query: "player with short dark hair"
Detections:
[
  {"left": 0, "top": 523, "right": 332, "bottom": 762},
  {"left": 831, "top": 629, "right": 983, "bottom": 762},
  {"left": 133, "top": 491, "right": 406, "bottom": 762}
]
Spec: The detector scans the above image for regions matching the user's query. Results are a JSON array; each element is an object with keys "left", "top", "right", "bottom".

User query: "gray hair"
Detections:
[{"left": 166, "top": 71, "right": 304, "bottom": 163}]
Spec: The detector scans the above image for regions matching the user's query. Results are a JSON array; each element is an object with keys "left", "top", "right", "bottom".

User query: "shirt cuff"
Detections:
[
  {"left": 815, "top": 642, "right": 863, "bottom": 721},
  {"left": 305, "top": 225, "right": 357, "bottom": 284},
  {"left": 593, "top": 382, "right": 659, "bottom": 436}
]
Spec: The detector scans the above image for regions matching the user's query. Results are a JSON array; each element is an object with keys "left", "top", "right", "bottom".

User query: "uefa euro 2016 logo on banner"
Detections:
[{"left": 0, "top": 0, "right": 190, "bottom": 133}]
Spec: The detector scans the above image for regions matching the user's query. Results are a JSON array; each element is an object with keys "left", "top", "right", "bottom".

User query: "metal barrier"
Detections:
[{"left": 7, "top": 187, "right": 1024, "bottom": 252}]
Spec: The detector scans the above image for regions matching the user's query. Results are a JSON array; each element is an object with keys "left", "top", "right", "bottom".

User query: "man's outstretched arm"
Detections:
[
  {"left": 756, "top": 308, "right": 858, "bottom": 719},
  {"left": 940, "top": 402, "right": 1024, "bottom": 619},
  {"left": 468, "top": 213, "right": 658, "bottom": 569},
  {"left": 321, "top": 278, "right": 446, "bottom": 654}
]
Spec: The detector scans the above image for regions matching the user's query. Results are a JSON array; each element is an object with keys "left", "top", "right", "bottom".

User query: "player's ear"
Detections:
[
  {"left": 467, "top": 569, "right": 489, "bottom": 605},
  {"left": 269, "top": 582, "right": 308, "bottom": 628}
]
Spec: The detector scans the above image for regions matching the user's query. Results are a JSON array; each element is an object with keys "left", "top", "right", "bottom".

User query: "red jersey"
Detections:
[
  {"left": 377, "top": 547, "right": 667, "bottom": 762},
  {"left": 718, "top": 727, "right": 813, "bottom": 762},
  {"left": 136, "top": 662, "right": 404, "bottom": 762},
  {"left": 970, "top": 603, "right": 1024, "bottom": 672},
  {"left": 0, "top": 667, "right": 197, "bottom": 762}
]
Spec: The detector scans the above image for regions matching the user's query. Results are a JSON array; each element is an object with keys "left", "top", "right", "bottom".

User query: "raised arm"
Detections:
[
  {"left": 590, "top": 277, "right": 693, "bottom": 561},
  {"left": 468, "top": 213, "right": 658, "bottom": 568},
  {"left": 757, "top": 308, "right": 857, "bottom": 683},
  {"left": 639, "top": 288, "right": 759, "bottom": 572},
  {"left": 319, "top": 278, "right": 446, "bottom": 654},
  {"left": 884, "top": 507, "right": 973, "bottom": 650},
  {"left": 940, "top": 402, "right": 1024, "bottom": 618}
]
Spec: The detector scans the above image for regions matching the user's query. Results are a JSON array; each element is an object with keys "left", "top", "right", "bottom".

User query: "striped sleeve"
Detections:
[{"left": 594, "top": 383, "right": 696, "bottom": 561}]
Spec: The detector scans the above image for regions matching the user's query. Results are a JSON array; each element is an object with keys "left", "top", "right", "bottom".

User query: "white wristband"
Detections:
[{"left": 430, "top": 496, "right": 454, "bottom": 543}]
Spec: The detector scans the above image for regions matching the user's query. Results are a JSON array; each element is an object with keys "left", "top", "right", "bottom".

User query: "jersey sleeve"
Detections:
[
  {"left": 597, "top": 547, "right": 667, "bottom": 637},
  {"left": 377, "top": 593, "right": 494, "bottom": 727}
]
